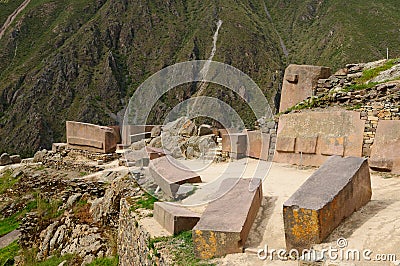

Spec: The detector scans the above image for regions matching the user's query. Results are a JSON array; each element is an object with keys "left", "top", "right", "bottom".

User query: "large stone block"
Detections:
[
  {"left": 121, "top": 125, "right": 156, "bottom": 145},
  {"left": 148, "top": 156, "right": 202, "bottom": 198},
  {"left": 246, "top": 130, "right": 270, "bottom": 161},
  {"left": 283, "top": 156, "right": 372, "bottom": 252},
  {"left": 279, "top": 64, "right": 331, "bottom": 113},
  {"left": 154, "top": 202, "right": 200, "bottom": 235},
  {"left": 222, "top": 133, "right": 247, "bottom": 157},
  {"left": 193, "top": 178, "right": 262, "bottom": 259},
  {"left": 66, "top": 121, "right": 117, "bottom": 153},
  {"left": 370, "top": 120, "right": 400, "bottom": 174},
  {"left": 273, "top": 111, "right": 364, "bottom": 166}
]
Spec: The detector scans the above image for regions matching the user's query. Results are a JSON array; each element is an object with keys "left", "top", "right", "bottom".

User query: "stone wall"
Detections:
[
  {"left": 273, "top": 110, "right": 365, "bottom": 167},
  {"left": 118, "top": 198, "right": 172, "bottom": 266},
  {"left": 278, "top": 60, "right": 400, "bottom": 169}
]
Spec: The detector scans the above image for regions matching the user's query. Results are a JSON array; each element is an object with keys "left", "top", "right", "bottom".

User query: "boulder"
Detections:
[
  {"left": 150, "top": 125, "right": 162, "bottom": 138},
  {"left": 10, "top": 155, "right": 22, "bottom": 164},
  {"left": 0, "top": 153, "right": 12, "bottom": 166}
]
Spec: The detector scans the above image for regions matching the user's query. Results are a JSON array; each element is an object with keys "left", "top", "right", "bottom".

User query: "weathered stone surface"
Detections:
[
  {"left": 184, "top": 135, "right": 217, "bottom": 159},
  {"left": 370, "top": 120, "right": 400, "bottom": 173},
  {"left": 276, "top": 136, "right": 296, "bottom": 152},
  {"left": 121, "top": 125, "right": 155, "bottom": 145},
  {"left": 9, "top": 155, "right": 21, "bottom": 164},
  {"left": 0, "top": 153, "right": 11, "bottom": 166},
  {"left": 283, "top": 156, "right": 371, "bottom": 251},
  {"left": 52, "top": 143, "right": 67, "bottom": 153},
  {"left": 274, "top": 111, "right": 364, "bottom": 166},
  {"left": 295, "top": 136, "right": 318, "bottom": 154},
  {"left": 246, "top": 130, "right": 270, "bottom": 161},
  {"left": 66, "top": 121, "right": 117, "bottom": 153},
  {"left": 154, "top": 202, "right": 200, "bottom": 235},
  {"left": 222, "top": 133, "right": 247, "bottom": 155},
  {"left": 130, "top": 132, "right": 151, "bottom": 144},
  {"left": 145, "top": 146, "right": 168, "bottom": 160},
  {"left": 148, "top": 156, "right": 202, "bottom": 198},
  {"left": 193, "top": 178, "right": 262, "bottom": 259},
  {"left": 150, "top": 125, "right": 162, "bottom": 138},
  {"left": 163, "top": 117, "right": 196, "bottom": 137},
  {"left": 279, "top": 64, "right": 331, "bottom": 112}
]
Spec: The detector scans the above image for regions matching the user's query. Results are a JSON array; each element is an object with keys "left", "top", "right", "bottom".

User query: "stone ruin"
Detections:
[
  {"left": 279, "top": 64, "right": 331, "bottom": 112},
  {"left": 6, "top": 60, "right": 398, "bottom": 264},
  {"left": 66, "top": 121, "right": 120, "bottom": 153},
  {"left": 273, "top": 110, "right": 365, "bottom": 166}
]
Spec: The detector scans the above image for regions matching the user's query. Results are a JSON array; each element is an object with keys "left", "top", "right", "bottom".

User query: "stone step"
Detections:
[
  {"left": 192, "top": 178, "right": 262, "bottom": 259},
  {"left": 154, "top": 202, "right": 200, "bottom": 235},
  {"left": 283, "top": 156, "right": 371, "bottom": 252}
]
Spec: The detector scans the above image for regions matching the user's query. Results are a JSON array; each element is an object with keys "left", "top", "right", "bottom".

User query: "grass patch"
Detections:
[
  {"left": 148, "top": 231, "right": 213, "bottom": 266},
  {"left": 0, "top": 170, "right": 21, "bottom": 194},
  {"left": 79, "top": 172, "right": 88, "bottom": 177},
  {"left": 342, "top": 82, "right": 379, "bottom": 92},
  {"left": 0, "top": 200, "right": 36, "bottom": 237},
  {"left": 357, "top": 59, "right": 398, "bottom": 83},
  {"left": 22, "top": 249, "right": 75, "bottom": 266},
  {"left": 87, "top": 256, "right": 119, "bottom": 266},
  {"left": 35, "top": 193, "right": 64, "bottom": 220},
  {"left": 0, "top": 241, "right": 19, "bottom": 266},
  {"left": 131, "top": 193, "right": 157, "bottom": 210}
]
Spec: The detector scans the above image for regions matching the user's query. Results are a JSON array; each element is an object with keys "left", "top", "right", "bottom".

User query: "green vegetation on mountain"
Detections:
[{"left": 0, "top": 0, "right": 399, "bottom": 155}]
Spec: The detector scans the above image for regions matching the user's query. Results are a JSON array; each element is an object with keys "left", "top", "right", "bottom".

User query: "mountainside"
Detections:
[{"left": 0, "top": 0, "right": 399, "bottom": 156}]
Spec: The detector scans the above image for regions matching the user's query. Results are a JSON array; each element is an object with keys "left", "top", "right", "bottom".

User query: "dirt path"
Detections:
[
  {"left": 0, "top": 0, "right": 31, "bottom": 40},
  {"left": 209, "top": 161, "right": 400, "bottom": 265},
  {"left": 0, "top": 230, "right": 20, "bottom": 249}
]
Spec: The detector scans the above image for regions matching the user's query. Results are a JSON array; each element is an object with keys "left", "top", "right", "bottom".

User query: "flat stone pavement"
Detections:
[
  {"left": 0, "top": 230, "right": 20, "bottom": 249},
  {"left": 206, "top": 160, "right": 400, "bottom": 266}
]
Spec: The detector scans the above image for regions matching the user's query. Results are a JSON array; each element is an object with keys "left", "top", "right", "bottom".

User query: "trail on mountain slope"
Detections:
[
  {"left": 263, "top": 1, "right": 289, "bottom": 58},
  {"left": 190, "top": 19, "right": 223, "bottom": 115},
  {"left": 0, "top": 0, "right": 31, "bottom": 40}
]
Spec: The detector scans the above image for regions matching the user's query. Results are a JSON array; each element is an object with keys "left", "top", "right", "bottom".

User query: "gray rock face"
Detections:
[
  {"left": 150, "top": 125, "right": 162, "bottom": 138},
  {"left": 184, "top": 135, "right": 216, "bottom": 159},
  {"left": 33, "top": 149, "right": 48, "bottom": 163},
  {"left": 163, "top": 117, "right": 197, "bottom": 137},
  {"left": 0, "top": 153, "right": 11, "bottom": 166}
]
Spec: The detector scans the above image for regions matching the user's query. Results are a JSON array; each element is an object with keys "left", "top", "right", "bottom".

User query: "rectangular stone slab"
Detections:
[
  {"left": 370, "top": 120, "right": 400, "bottom": 174},
  {"left": 66, "top": 121, "right": 117, "bottom": 153},
  {"left": 154, "top": 202, "right": 200, "bottom": 235},
  {"left": 192, "top": 178, "right": 262, "bottom": 259},
  {"left": 246, "top": 130, "right": 270, "bottom": 161},
  {"left": 295, "top": 136, "right": 318, "bottom": 154},
  {"left": 148, "top": 156, "right": 202, "bottom": 198},
  {"left": 222, "top": 133, "right": 247, "bottom": 154},
  {"left": 283, "top": 156, "right": 372, "bottom": 252},
  {"left": 276, "top": 136, "right": 296, "bottom": 152}
]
